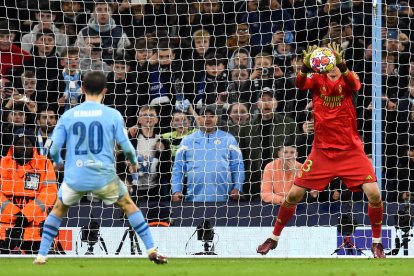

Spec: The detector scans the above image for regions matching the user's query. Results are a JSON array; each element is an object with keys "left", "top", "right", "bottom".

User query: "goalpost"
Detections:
[{"left": 0, "top": 0, "right": 412, "bottom": 257}]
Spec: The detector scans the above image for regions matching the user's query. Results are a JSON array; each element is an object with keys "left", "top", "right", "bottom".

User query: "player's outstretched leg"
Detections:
[
  {"left": 34, "top": 199, "right": 69, "bottom": 265},
  {"left": 257, "top": 185, "right": 305, "bottom": 255},
  {"left": 117, "top": 194, "right": 168, "bottom": 264},
  {"left": 362, "top": 182, "right": 386, "bottom": 259}
]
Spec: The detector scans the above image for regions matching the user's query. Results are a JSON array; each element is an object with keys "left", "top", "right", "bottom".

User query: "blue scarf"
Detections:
[
  {"left": 149, "top": 68, "right": 168, "bottom": 100},
  {"left": 63, "top": 70, "right": 81, "bottom": 112}
]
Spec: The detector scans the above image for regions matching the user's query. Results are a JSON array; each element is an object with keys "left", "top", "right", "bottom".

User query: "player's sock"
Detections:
[
  {"left": 38, "top": 214, "right": 62, "bottom": 257},
  {"left": 128, "top": 210, "right": 155, "bottom": 253},
  {"left": 368, "top": 200, "right": 383, "bottom": 242},
  {"left": 272, "top": 199, "right": 297, "bottom": 237}
]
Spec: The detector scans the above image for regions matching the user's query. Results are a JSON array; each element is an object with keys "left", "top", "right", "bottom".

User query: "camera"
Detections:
[
  {"left": 395, "top": 204, "right": 413, "bottom": 234},
  {"left": 337, "top": 213, "right": 357, "bottom": 236},
  {"left": 197, "top": 220, "right": 214, "bottom": 242},
  {"left": 261, "top": 67, "right": 274, "bottom": 77}
]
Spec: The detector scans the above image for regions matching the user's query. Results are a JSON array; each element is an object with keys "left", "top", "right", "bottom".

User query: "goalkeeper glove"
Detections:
[
  {"left": 302, "top": 45, "right": 318, "bottom": 69},
  {"left": 328, "top": 41, "right": 344, "bottom": 65}
]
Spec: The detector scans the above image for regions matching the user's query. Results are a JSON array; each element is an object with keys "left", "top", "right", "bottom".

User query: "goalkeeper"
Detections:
[{"left": 257, "top": 42, "right": 385, "bottom": 258}]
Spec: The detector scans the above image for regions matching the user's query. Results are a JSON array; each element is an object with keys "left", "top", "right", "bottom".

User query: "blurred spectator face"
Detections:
[
  {"left": 290, "top": 56, "right": 303, "bottom": 74},
  {"left": 328, "top": 22, "right": 342, "bottom": 39},
  {"left": 65, "top": 53, "right": 80, "bottom": 71},
  {"left": 84, "top": 36, "right": 102, "bottom": 56},
  {"left": 202, "top": 0, "right": 220, "bottom": 14},
  {"left": 410, "top": 61, "right": 414, "bottom": 78},
  {"left": 236, "top": 24, "right": 250, "bottom": 44},
  {"left": 94, "top": 3, "right": 112, "bottom": 25},
  {"left": 23, "top": 76, "right": 36, "bottom": 97},
  {"left": 113, "top": 62, "right": 129, "bottom": 80},
  {"left": 36, "top": 11, "right": 55, "bottom": 30},
  {"left": 135, "top": 49, "right": 149, "bottom": 64},
  {"left": 231, "top": 67, "right": 249, "bottom": 84},
  {"left": 385, "top": 37, "right": 403, "bottom": 53},
  {"left": 0, "top": 33, "right": 12, "bottom": 51},
  {"left": 385, "top": 5, "right": 398, "bottom": 26},
  {"left": 171, "top": 112, "right": 191, "bottom": 133},
  {"left": 272, "top": 30, "right": 285, "bottom": 45},
  {"left": 198, "top": 112, "right": 218, "bottom": 132},
  {"left": 131, "top": 4, "right": 145, "bottom": 17},
  {"left": 206, "top": 62, "right": 225, "bottom": 77},
  {"left": 158, "top": 49, "right": 175, "bottom": 67},
  {"left": 37, "top": 110, "right": 57, "bottom": 133},
  {"left": 343, "top": 24, "right": 352, "bottom": 37},
  {"left": 257, "top": 93, "right": 277, "bottom": 116},
  {"left": 278, "top": 145, "right": 297, "bottom": 164},
  {"left": 254, "top": 56, "right": 272, "bottom": 70},
  {"left": 194, "top": 37, "right": 210, "bottom": 56},
  {"left": 229, "top": 103, "right": 249, "bottom": 125},
  {"left": 36, "top": 34, "right": 55, "bottom": 56},
  {"left": 382, "top": 54, "right": 396, "bottom": 75},
  {"left": 138, "top": 109, "right": 158, "bottom": 128},
  {"left": 62, "top": 1, "right": 82, "bottom": 17},
  {"left": 234, "top": 52, "right": 249, "bottom": 68},
  {"left": 90, "top": 49, "right": 102, "bottom": 61},
  {"left": 7, "top": 110, "right": 26, "bottom": 127},
  {"left": 247, "top": 0, "right": 258, "bottom": 12}
]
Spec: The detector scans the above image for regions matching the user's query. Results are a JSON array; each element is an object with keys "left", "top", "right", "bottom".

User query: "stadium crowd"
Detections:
[{"left": 0, "top": 0, "right": 414, "bottom": 209}]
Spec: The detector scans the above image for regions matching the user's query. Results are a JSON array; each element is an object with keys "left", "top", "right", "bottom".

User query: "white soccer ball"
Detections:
[{"left": 310, "top": 47, "right": 336, "bottom": 73}]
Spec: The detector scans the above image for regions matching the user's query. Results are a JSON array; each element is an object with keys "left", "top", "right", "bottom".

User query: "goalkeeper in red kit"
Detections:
[{"left": 257, "top": 42, "right": 385, "bottom": 258}]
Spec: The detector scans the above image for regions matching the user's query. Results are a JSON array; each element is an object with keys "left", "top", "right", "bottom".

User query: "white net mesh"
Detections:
[{"left": 0, "top": 0, "right": 413, "bottom": 257}]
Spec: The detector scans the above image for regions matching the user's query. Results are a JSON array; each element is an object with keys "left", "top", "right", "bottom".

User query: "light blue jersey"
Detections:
[{"left": 50, "top": 101, "right": 137, "bottom": 191}]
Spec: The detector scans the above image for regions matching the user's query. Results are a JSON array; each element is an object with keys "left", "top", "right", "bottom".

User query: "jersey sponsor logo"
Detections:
[
  {"left": 320, "top": 93, "right": 344, "bottom": 108},
  {"left": 73, "top": 110, "right": 103, "bottom": 118},
  {"left": 24, "top": 173, "right": 40, "bottom": 190}
]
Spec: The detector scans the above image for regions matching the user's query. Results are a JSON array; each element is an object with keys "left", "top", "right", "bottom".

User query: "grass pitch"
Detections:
[{"left": 2, "top": 258, "right": 414, "bottom": 276}]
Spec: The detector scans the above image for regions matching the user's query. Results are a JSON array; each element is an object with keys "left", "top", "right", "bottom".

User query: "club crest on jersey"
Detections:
[{"left": 214, "top": 139, "right": 221, "bottom": 145}]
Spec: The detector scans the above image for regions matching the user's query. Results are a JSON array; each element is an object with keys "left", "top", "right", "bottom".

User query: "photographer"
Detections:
[{"left": 0, "top": 129, "right": 57, "bottom": 254}]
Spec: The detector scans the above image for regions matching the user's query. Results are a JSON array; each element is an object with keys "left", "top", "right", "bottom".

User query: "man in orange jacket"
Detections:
[{"left": 0, "top": 129, "right": 57, "bottom": 254}]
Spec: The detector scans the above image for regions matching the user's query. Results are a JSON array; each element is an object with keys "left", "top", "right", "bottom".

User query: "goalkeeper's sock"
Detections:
[
  {"left": 38, "top": 214, "right": 62, "bottom": 257},
  {"left": 128, "top": 210, "right": 155, "bottom": 253},
  {"left": 368, "top": 200, "right": 383, "bottom": 240},
  {"left": 272, "top": 200, "right": 297, "bottom": 236}
]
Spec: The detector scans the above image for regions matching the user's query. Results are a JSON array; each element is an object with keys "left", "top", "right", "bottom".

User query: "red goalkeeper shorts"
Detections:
[{"left": 294, "top": 147, "right": 377, "bottom": 192}]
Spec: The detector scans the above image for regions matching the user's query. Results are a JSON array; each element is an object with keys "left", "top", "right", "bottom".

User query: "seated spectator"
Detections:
[
  {"left": 228, "top": 48, "right": 252, "bottom": 71},
  {"left": 226, "top": 65, "right": 252, "bottom": 104},
  {"left": 172, "top": 105, "right": 244, "bottom": 202},
  {"left": 2, "top": 82, "right": 37, "bottom": 127},
  {"left": 239, "top": 89, "right": 296, "bottom": 198},
  {"left": 23, "top": 29, "right": 60, "bottom": 96},
  {"left": 0, "top": 103, "right": 29, "bottom": 157},
  {"left": 131, "top": 38, "right": 153, "bottom": 74},
  {"left": 35, "top": 105, "right": 57, "bottom": 157},
  {"left": 128, "top": 106, "right": 164, "bottom": 202},
  {"left": 104, "top": 56, "right": 138, "bottom": 127},
  {"left": 182, "top": 29, "right": 211, "bottom": 83},
  {"left": 119, "top": 1, "right": 153, "bottom": 40},
  {"left": 56, "top": 0, "right": 89, "bottom": 45},
  {"left": 21, "top": 1, "right": 68, "bottom": 55},
  {"left": 220, "top": 102, "right": 250, "bottom": 139},
  {"left": 0, "top": 129, "right": 57, "bottom": 254},
  {"left": 0, "top": 20, "right": 30, "bottom": 78},
  {"left": 226, "top": 22, "right": 256, "bottom": 57},
  {"left": 75, "top": 0, "right": 131, "bottom": 62},
  {"left": 261, "top": 144, "right": 302, "bottom": 204},
  {"left": 79, "top": 40, "right": 113, "bottom": 76}
]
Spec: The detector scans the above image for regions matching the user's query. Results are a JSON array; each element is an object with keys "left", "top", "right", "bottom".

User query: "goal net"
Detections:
[{"left": 0, "top": 0, "right": 412, "bottom": 257}]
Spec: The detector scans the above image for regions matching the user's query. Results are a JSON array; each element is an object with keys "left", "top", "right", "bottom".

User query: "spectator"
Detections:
[
  {"left": 79, "top": 39, "right": 113, "bottom": 76},
  {"left": 0, "top": 129, "right": 57, "bottom": 254},
  {"left": 131, "top": 38, "right": 153, "bottom": 74},
  {"left": 23, "top": 29, "right": 61, "bottom": 97},
  {"left": 239, "top": 89, "right": 296, "bottom": 198},
  {"left": 57, "top": 47, "right": 82, "bottom": 113},
  {"left": 0, "top": 103, "right": 28, "bottom": 157},
  {"left": 0, "top": 20, "right": 30, "bottom": 78},
  {"left": 119, "top": 1, "right": 152, "bottom": 40},
  {"left": 139, "top": 40, "right": 182, "bottom": 133},
  {"left": 56, "top": 0, "right": 90, "bottom": 45},
  {"left": 128, "top": 106, "right": 164, "bottom": 201},
  {"left": 172, "top": 105, "right": 244, "bottom": 202},
  {"left": 228, "top": 48, "right": 252, "bottom": 71},
  {"left": 226, "top": 22, "right": 257, "bottom": 57},
  {"left": 104, "top": 56, "right": 138, "bottom": 127},
  {"left": 35, "top": 105, "right": 56, "bottom": 157},
  {"left": 220, "top": 102, "right": 250, "bottom": 139},
  {"left": 75, "top": 0, "right": 131, "bottom": 62},
  {"left": 21, "top": 1, "right": 68, "bottom": 55},
  {"left": 226, "top": 65, "right": 252, "bottom": 105},
  {"left": 261, "top": 144, "right": 302, "bottom": 204}
]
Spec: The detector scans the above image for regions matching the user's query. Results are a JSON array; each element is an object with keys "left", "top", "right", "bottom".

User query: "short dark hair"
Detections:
[
  {"left": 205, "top": 53, "right": 225, "bottom": 66},
  {"left": 83, "top": 71, "right": 107, "bottom": 95},
  {"left": 36, "top": 28, "right": 55, "bottom": 40},
  {"left": 60, "top": 47, "right": 79, "bottom": 59},
  {"left": 157, "top": 40, "right": 172, "bottom": 52},
  {"left": 0, "top": 20, "right": 11, "bottom": 35},
  {"left": 134, "top": 38, "right": 153, "bottom": 51}
]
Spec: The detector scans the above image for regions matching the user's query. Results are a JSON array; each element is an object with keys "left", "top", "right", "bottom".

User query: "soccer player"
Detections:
[
  {"left": 33, "top": 71, "right": 167, "bottom": 264},
  {"left": 256, "top": 42, "right": 385, "bottom": 258}
]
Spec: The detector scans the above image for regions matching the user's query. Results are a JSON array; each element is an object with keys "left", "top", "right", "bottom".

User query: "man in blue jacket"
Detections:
[{"left": 172, "top": 105, "right": 244, "bottom": 202}]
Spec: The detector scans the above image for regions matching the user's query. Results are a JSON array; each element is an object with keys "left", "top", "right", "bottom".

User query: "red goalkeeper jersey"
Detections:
[{"left": 296, "top": 71, "right": 362, "bottom": 150}]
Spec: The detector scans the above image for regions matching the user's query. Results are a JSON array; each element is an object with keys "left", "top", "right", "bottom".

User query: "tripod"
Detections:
[
  {"left": 115, "top": 226, "right": 142, "bottom": 255},
  {"left": 194, "top": 240, "right": 217, "bottom": 255},
  {"left": 331, "top": 236, "right": 365, "bottom": 256}
]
